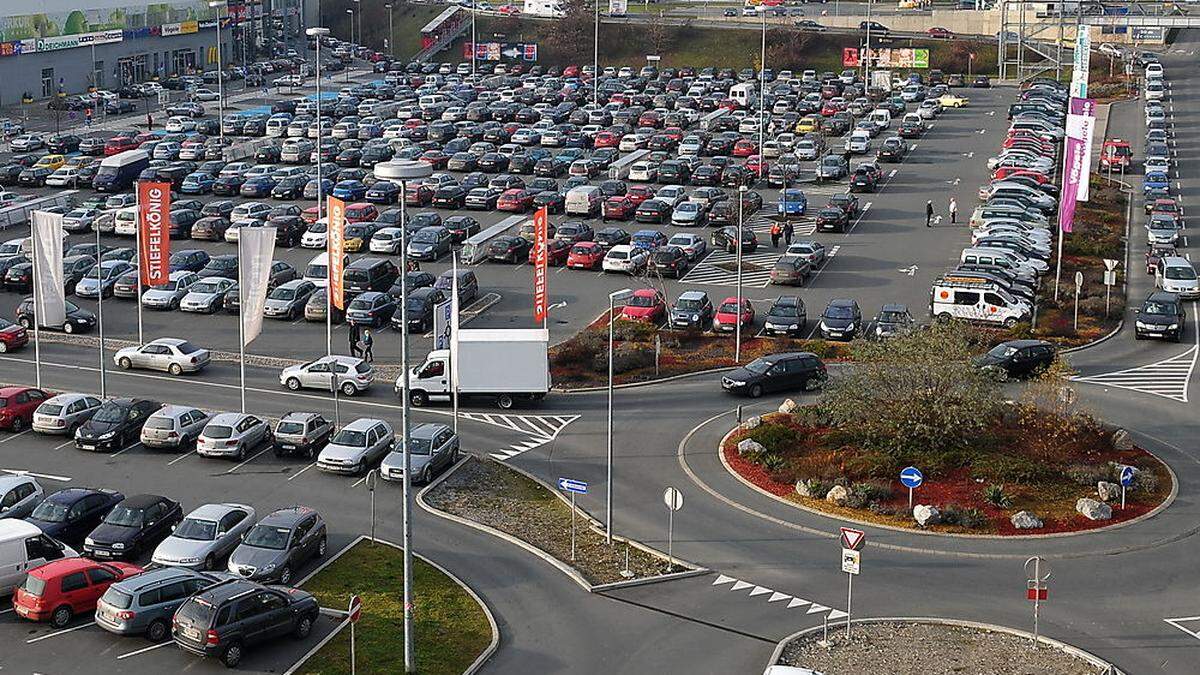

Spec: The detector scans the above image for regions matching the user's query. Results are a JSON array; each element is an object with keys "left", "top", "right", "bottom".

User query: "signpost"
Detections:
[
  {"left": 899, "top": 466, "right": 923, "bottom": 510},
  {"left": 839, "top": 527, "right": 865, "bottom": 638},
  {"left": 1103, "top": 258, "right": 1119, "bottom": 317},
  {"left": 663, "top": 486, "right": 684, "bottom": 569},
  {"left": 1119, "top": 465, "right": 1135, "bottom": 510},
  {"left": 348, "top": 594, "right": 363, "bottom": 675},
  {"left": 1073, "top": 271, "right": 1084, "bottom": 332},
  {"left": 433, "top": 299, "right": 452, "bottom": 349},
  {"left": 365, "top": 469, "right": 378, "bottom": 544},
  {"left": 1024, "top": 556, "right": 1051, "bottom": 648},
  {"left": 558, "top": 478, "right": 588, "bottom": 561}
]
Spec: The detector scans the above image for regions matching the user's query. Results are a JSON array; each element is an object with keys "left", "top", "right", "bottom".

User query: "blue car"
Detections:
[
  {"left": 1143, "top": 171, "right": 1170, "bottom": 193},
  {"left": 24, "top": 487, "right": 125, "bottom": 546},
  {"left": 777, "top": 188, "right": 808, "bottom": 217},
  {"left": 240, "top": 176, "right": 277, "bottom": 198},
  {"left": 365, "top": 180, "right": 400, "bottom": 204},
  {"left": 180, "top": 172, "right": 215, "bottom": 194},
  {"left": 332, "top": 179, "right": 368, "bottom": 201},
  {"left": 631, "top": 229, "right": 669, "bottom": 250}
]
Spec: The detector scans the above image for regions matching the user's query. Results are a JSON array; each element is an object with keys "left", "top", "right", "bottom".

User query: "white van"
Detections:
[
  {"left": 113, "top": 206, "right": 139, "bottom": 236},
  {"left": 565, "top": 186, "right": 602, "bottom": 216},
  {"left": 419, "top": 94, "right": 450, "bottom": 110},
  {"left": 930, "top": 276, "right": 1031, "bottom": 327},
  {"left": 867, "top": 108, "right": 892, "bottom": 129},
  {"left": 265, "top": 114, "right": 291, "bottom": 138},
  {"left": 303, "top": 251, "right": 348, "bottom": 290},
  {"left": 0, "top": 520, "right": 78, "bottom": 595}
]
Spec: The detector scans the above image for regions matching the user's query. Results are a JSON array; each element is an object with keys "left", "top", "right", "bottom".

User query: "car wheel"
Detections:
[
  {"left": 317, "top": 537, "right": 327, "bottom": 557},
  {"left": 496, "top": 393, "right": 515, "bottom": 409},
  {"left": 146, "top": 618, "right": 170, "bottom": 642},
  {"left": 409, "top": 390, "right": 428, "bottom": 407},
  {"left": 50, "top": 605, "right": 72, "bottom": 628},
  {"left": 341, "top": 382, "right": 357, "bottom": 396},
  {"left": 294, "top": 613, "right": 314, "bottom": 639},
  {"left": 63, "top": 322, "right": 75, "bottom": 334},
  {"left": 0, "top": 341, "right": 7, "bottom": 353},
  {"left": 286, "top": 377, "right": 301, "bottom": 391},
  {"left": 748, "top": 384, "right": 764, "bottom": 398},
  {"left": 279, "top": 565, "right": 293, "bottom": 585},
  {"left": 204, "top": 553, "right": 216, "bottom": 571},
  {"left": 10, "top": 416, "right": 24, "bottom": 432},
  {"left": 17, "top": 316, "right": 30, "bottom": 329},
  {"left": 168, "top": 363, "right": 183, "bottom": 376},
  {"left": 222, "top": 642, "right": 244, "bottom": 668}
]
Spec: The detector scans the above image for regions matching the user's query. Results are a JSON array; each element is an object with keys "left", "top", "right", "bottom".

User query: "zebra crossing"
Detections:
[
  {"left": 456, "top": 412, "right": 581, "bottom": 461},
  {"left": 679, "top": 247, "right": 782, "bottom": 288},
  {"left": 744, "top": 213, "right": 817, "bottom": 239},
  {"left": 710, "top": 573, "right": 847, "bottom": 622},
  {"left": 1072, "top": 345, "right": 1198, "bottom": 403}
]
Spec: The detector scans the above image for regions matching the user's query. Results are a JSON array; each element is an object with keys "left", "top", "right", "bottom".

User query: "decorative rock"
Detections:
[
  {"left": 795, "top": 480, "right": 813, "bottom": 498},
  {"left": 742, "top": 416, "right": 762, "bottom": 430},
  {"left": 778, "top": 398, "right": 798, "bottom": 414},
  {"left": 1112, "top": 428, "right": 1134, "bottom": 451},
  {"left": 737, "top": 439, "right": 765, "bottom": 457},
  {"left": 1097, "top": 481, "right": 1121, "bottom": 502},
  {"left": 825, "top": 485, "right": 849, "bottom": 505},
  {"left": 1076, "top": 497, "right": 1113, "bottom": 521},
  {"left": 913, "top": 504, "right": 941, "bottom": 528},
  {"left": 1010, "top": 511, "right": 1044, "bottom": 529}
]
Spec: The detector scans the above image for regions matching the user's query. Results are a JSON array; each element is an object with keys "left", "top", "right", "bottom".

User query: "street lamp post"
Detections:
[
  {"left": 307, "top": 26, "right": 331, "bottom": 357},
  {"left": 736, "top": 185, "right": 746, "bottom": 364},
  {"left": 759, "top": 5, "right": 767, "bottom": 183},
  {"left": 594, "top": 0, "right": 600, "bottom": 106},
  {"left": 385, "top": 3, "right": 395, "bottom": 59},
  {"left": 371, "top": 159, "right": 433, "bottom": 675},
  {"left": 606, "top": 287, "right": 633, "bottom": 544},
  {"left": 210, "top": 1, "right": 227, "bottom": 149},
  {"left": 346, "top": 8, "right": 354, "bottom": 46}
]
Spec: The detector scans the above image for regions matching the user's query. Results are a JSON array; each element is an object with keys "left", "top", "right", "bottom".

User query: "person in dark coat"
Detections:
[
  {"left": 925, "top": 200, "right": 935, "bottom": 227},
  {"left": 348, "top": 322, "right": 361, "bottom": 358}
]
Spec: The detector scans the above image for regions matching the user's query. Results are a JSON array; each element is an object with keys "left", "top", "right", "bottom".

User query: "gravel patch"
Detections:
[
  {"left": 779, "top": 621, "right": 1108, "bottom": 675},
  {"left": 425, "top": 457, "right": 676, "bottom": 585}
]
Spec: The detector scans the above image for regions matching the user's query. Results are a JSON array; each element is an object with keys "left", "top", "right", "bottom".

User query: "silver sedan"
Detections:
[
  {"left": 114, "top": 337, "right": 211, "bottom": 375},
  {"left": 141, "top": 271, "right": 199, "bottom": 310},
  {"left": 151, "top": 502, "right": 256, "bottom": 570},
  {"left": 197, "top": 413, "right": 272, "bottom": 461},
  {"left": 180, "top": 277, "right": 235, "bottom": 313}
]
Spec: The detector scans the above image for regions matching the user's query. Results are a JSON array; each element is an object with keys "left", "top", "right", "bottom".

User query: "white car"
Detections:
[
  {"left": 280, "top": 355, "right": 375, "bottom": 395},
  {"left": 1157, "top": 256, "right": 1200, "bottom": 299},
  {"left": 667, "top": 233, "right": 707, "bottom": 261},
  {"left": 114, "top": 337, "right": 211, "bottom": 375},
  {"left": 628, "top": 161, "right": 657, "bottom": 183},
  {"left": 602, "top": 245, "right": 649, "bottom": 274},
  {"left": 9, "top": 134, "right": 43, "bottom": 151},
  {"left": 300, "top": 221, "right": 328, "bottom": 249},
  {"left": 45, "top": 167, "right": 81, "bottom": 187},
  {"left": 164, "top": 116, "right": 196, "bottom": 133},
  {"left": 845, "top": 130, "right": 872, "bottom": 154}
]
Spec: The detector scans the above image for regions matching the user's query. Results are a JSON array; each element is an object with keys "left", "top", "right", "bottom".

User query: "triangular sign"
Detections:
[{"left": 840, "top": 527, "right": 866, "bottom": 551}]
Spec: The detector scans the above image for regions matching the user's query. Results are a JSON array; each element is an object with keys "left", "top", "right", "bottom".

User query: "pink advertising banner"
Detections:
[{"left": 1059, "top": 97, "right": 1096, "bottom": 234}]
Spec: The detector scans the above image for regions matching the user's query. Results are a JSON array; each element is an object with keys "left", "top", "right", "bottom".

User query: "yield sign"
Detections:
[{"left": 840, "top": 527, "right": 866, "bottom": 551}]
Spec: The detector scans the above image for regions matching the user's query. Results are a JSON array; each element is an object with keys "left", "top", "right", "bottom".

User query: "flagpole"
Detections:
[
  {"left": 237, "top": 237, "right": 246, "bottom": 413},
  {"left": 97, "top": 223, "right": 107, "bottom": 398},
  {"left": 30, "top": 214, "right": 41, "bottom": 389},
  {"left": 135, "top": 185, "right": 144, "bottom": 346}
]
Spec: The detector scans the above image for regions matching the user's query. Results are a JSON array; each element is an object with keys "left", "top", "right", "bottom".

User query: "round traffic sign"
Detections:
[
  {"left": 348, "top": 594, "right": 363, "bottom": 623},
  {"left": 1119, "top": 465, "right": 1136, "bottom": 487},
  {"left": 663, "top": 486, "right": 684, "bottom": 511},
  {"left": 899, "top": 466, "right": 924, "bottom": 489}
]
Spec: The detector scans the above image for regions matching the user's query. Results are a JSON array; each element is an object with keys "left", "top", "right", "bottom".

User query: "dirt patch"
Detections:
[
  {"left": 424, "top": 457, "right": 677, "bottom": 584},
  {"left": 779, "top": 621, "right": 1108, "bottom": 675}
]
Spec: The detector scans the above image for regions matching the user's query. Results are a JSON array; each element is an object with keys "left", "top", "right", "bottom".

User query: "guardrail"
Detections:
[{"left": 0, "top": 190, "right": 78, "bottom": 231}]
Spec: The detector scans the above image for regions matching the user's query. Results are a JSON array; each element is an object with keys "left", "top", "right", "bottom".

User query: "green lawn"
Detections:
[{"left": 298, "top": 540, "right": 492, "bottom": 675}]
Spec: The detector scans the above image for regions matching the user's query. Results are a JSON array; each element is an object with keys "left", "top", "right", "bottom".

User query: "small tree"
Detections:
[
  {"left": 820, "top": 322, "right": 1003, "bottom": 461},
  {"left": 542, "top": 0, "right": 593, "bottom": 63}
]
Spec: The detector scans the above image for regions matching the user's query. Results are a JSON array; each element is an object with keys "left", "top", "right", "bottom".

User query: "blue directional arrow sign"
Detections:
[
  {"left": 558, "top": 478, "right": 588, "bottom": 495},
  {"left": 1119, "top": 465, "right": 1136, "bottom": 487},
  {"left": 900, "top": 466, "right": 924, "bottom": 489}
]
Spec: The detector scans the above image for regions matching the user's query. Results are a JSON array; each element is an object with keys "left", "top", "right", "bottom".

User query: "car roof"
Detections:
[
  {"left": 1147, "top": 291, "right": 1179, "bottom": 303},
  {"left": 209, "top": 412, "right": 253, "bottom": 425},
  {"left": 148, "top": 337, "right": 187, "bottom": 347},
  {"left": 828, "top": 298, "right": 859, "bottom": 308},
  {"left": 342, "top": 417, "right": 384, "bottom": 431},
  {"left": 410, "top": 423, "right": 450, "bottom": 440},
  {"left": 880, "top": 303, "right": 909, "bottom": 313},
  {"left": 0, "top": 474, "right": 34, "bottom": 488},
  {"left": 186, "top": 502, "right": 250, "bottom": 520},
  {"left": 112, "top": 566, "right": 204, "bottom": 591},
  {"left": 260, "top": 505, "right": 318, "bottom": 527}
]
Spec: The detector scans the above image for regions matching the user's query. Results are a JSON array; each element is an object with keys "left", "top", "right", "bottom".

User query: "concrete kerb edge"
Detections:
[
  {"left": 552, "top": 365, "right": 737, "bottom": 393},
  {"left": 766, "top": 617, "right": 1125, "bottom": 675},
  {"left": 714, "top": 414, "right": 1180, "bottom": 544},
  {"left": 418, "top": 456, "right": 707, "bottom": 595}
]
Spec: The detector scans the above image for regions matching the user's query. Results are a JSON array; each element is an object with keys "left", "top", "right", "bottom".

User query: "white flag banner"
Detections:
[
  {"left": 450, "top": 253, "right": 460, "bottom": 394},
  {"left": 238, "top": 227, "right": 277, "bottom": 345},
  {"left": 31, "top": 210, "right": 66, "bottom": 329}
]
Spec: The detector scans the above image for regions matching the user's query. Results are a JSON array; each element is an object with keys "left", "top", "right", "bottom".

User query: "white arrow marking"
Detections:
[
  {"left": 898, "top": 265, "right": 919, "bottom": 276},
  {"left": 977, "top": 129, "right": 987, "bottom": 134},
  {"left": 962, "top": 151, "right": 975, "bottom": 158},
  {"left": 787, "top": 597, "right": 811, "bottom": 609},
  {"left": 953, "top": 177, "right": 961, "bottom": 185},
  {"left": 986, "top": 110, "right": 996, "bottom": 116},
  {"left": 711, "top": 574, "right": 737, "bottom": 586},
  {"left": 933, "top": 215, "right": 943, "bottom": 225},
  {"left": 749, "top": 586, "right": 772, "bottom": 597},
  {"left": 730, "top": 580, "right": 754, "bottom": 591},
  {"left": 768, "top": 592, "right": 791, "bottom": 603}
]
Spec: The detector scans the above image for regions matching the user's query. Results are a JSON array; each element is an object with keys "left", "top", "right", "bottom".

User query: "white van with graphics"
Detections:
[{"left": 930, "top": 275, "right": 1032, "bottom": 327}]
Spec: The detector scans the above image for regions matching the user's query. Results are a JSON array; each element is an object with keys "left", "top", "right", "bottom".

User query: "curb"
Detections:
[
  {"left": 767, "top": 617, "right": 1125, "bottom": 674},
  {"left": 417, "top": 456, "right": 707, "bottom": 593},
  {"left": 717, "top": 417, "right": 1178, "bottom": 542},
  {"left": 287, "top": 533, "right": 501, "bottom": 675},
  {"left": 552, "top": 365, "right": 737, "bottom": 393}
]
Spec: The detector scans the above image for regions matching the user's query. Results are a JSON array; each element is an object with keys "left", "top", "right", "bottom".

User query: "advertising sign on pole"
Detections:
[
  {"left": 327, "top": 196, "right": 346, "bottom": 310},
  {"left": 1070, "top": 29, "right": 1090, "bottom": 98},
  {"left": 434, "top": 300, "right": 452, "bottom": 349},
  {"left": 533, "top": 207, "right": 549, "bottom": 324},
  {"left": 137, "top": 181, "right": 171, "bottom": 287}
]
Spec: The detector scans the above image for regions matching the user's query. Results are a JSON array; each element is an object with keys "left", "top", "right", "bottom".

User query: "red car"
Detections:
[
  {"left": 0, "top": 318, "right": 29, "bottom": 352},
  {"left": 563, "top": 65, "right": 580, "bottom": 77},
  {"left": 301, "top": 205, "right": 321, "bottom": 224},
  {"left": 419, "top": 150, "right": 449, "bottom": 169},
  {"left": 927, "top": 26, "right": 953, "bottom": 38},
  {"left": 602, "top": 196, "right": 636, "bottom": 221},
  {"left": 732, "top": 139, "right": 758, "bottom": 157},
  {"left": 713, "top": 297, "right": 754, "bottom": 333},
  {"left": 619, "top": 289, "right": 666, "bottom": 323},
  {"left": 404, "top": 184, "right": 434, "bottom": 206},
  {"left": 662, "top": 127, "right": 685, "bottom": 142},
  {"left": 594, "top": 131, "right": 620, "bottom": 149},
  {"left": 497, "top": 189, "right": 535, "bottom": 213},
  {"left": 0, "top": 386, "right": 48, "bottom": 431},
  {"left": 992, "top": 167, "right": 1051, "bottom": 184},
  {"left": 567, "top": 242, "right": 605, "bottom": 270},
  {"left": 13, "top": 558, "right": 142, "bottom": 627},
  {"left": 530, "top": 238, "right": 571, "bottom": 266},
  {"left": 103, "top": 136, "right": 139, "bottom": 156},
  {"left": 344, "top": 203, "right": 378, "bottom": 223},
  {"left": 744, "top": 155, "right": 768, "bottom": 174},
  {"left": 625, "top": 185, "right": 655, "bottom": 205}
]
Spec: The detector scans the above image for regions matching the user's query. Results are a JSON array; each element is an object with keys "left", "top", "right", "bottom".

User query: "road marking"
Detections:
[
  {"left": 109, "top": 442, "right": 142, "bottom": 458},
  {"left": 54, "top": 439, "right": 74, "bottom": 450},
  {"left": 167, "top": 450, "right": 195, "bottom": 465},
  {"left": 288, "top": 461, "right": 316, "bottom": 481},
  {"left": 116, "top": 641, "right": 174, "bottom": 659},
  {"left": 226, "top": 447, "right": 271, "bottom": 473},
  {"left": 0, "top": 608, "right": 12, "bottom": 615},
  {"left": 1, "top": 469, "right": 71, "bottom": 482},
  {"left": 1073, "top": 341, "right": 1198, "bottom": 404},
  {"left": 0, "top": 429, "right": 31, "bottom": 444},
  {"left": 26, "top": 621, "right": 95, "bottom": 643}
]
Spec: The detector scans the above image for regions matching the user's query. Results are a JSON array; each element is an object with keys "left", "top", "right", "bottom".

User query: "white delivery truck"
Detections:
[{"left": 397, "top": 328, "right": 550, "bottom": 409}]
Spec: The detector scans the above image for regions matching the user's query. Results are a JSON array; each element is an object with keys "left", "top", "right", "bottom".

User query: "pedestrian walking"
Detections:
[
  {"left": 783, "top": 221, "right": 794, "bottom": 246},
  {"left": 948, "top": 197, "right": 958, "bottom": 224},
  {"left": 361, "top": 329, "right": 374, "bottom": 363},
  {"left": 348, "top": 323, "right": 361, "bottom": 358},
  {"left": 770, "top": 222, "right": 782, "bottom": 248},
  {"left": 925, "top": 200, "right": 935, "bottom": 228}
]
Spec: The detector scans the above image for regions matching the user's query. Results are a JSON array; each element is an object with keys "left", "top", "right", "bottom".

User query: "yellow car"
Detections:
[
  {"left": 342, "top": 223, "right": 374, "bottom": 252},
  {"left": 939, "top": 93, "right": 970, "bottom": 108},
  {"left": 33, "top": 154, "right": 65, "bottom": 170},
  {"left": 795, "top": 115, "right": 823, "bottom": 134}
]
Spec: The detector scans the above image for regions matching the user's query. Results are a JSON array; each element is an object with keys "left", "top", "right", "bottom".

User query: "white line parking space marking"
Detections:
[
  {"left": 54, "top": 439, "right": 74, "bottom": 450},
  {"left": 167, "top": 450, "right": 195, "bottom": 465},
  {"left": 26, "top": 621, "right": 95, "bottom": 643},
  {"left": 288, "top": 461, "right": 316, "bottom": 481},
  {"left": 226, "top": 447, "right": 272, "bottom": 474},
  {"left": 0, "top": 429, "right": 31, "bottom": 444},
  {"left": 116, "top": 641, "right": 174, "bottom": 660}
]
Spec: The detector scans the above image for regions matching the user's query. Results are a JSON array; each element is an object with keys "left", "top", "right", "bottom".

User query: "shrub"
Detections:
[
  {"left": 745, "top": 423, "right": 800, "bottom": 454},
  {"left": 843, "top": 451, "right": 901, "bottom": 480},
  {"left": 612, "top": 318, "right": 657, "bottom": 343},
  {"left": 973, "top": 454, "right": 1051, "bottom": 485},
  {"left": 804, "top": 339, "right": 837, "bottom": 358},
  {"left": 800, "top": 478, "right": 830, "bottom": 499},
  {"left": 1066, "top": 463, "right": 1111, "bottom": 487},
  {"left": 982, "top": 484, "right": 1013, "bottom": 509},
  {"left": 1133, "top": 468, "right": 1159, "bottom": 495},
  {"left": 942, "top": 504, "right": 989, "bottom": 529},
  {"left": 845, "top": 481, "right": 894, "bottom": 509},
  {"left": 761, "top": 453, "right": 786, "bottom": 473}
]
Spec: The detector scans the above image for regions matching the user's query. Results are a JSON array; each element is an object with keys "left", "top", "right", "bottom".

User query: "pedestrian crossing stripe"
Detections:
[
  {"left": 680, "top": 248, "right": 782, "bottom": 288},
  {"left": 1072, "top": 344, "right": 1197, "bottom": 403},
  {"left": 477, "top": 413, "right": 581, "bottom": 461}
]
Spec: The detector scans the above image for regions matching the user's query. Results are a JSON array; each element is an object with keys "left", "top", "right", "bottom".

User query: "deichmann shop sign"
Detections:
[{"left": 4, "top": 29, "right": 125, "bottom": 56}]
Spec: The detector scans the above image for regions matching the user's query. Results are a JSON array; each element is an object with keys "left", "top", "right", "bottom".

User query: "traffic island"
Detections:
[
  {"left": 422, "top": 457, "right": 704, "bottom": 588},
  {"left": 720, "top": 324, "right": 1173, "bottom": 536},
  {"left": 771, "top": 619, "right": 1123, "bottom": 675},
  {"left": 295, "top": 537, "right": 496, "bottom": 675}
]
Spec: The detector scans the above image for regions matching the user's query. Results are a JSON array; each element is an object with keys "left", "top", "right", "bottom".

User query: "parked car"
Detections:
[
  {"left": 272, "top": 412, "right": 333, "bottom": 459},
  {"left": 140, "top": 405, "right": 211, "bottom": 450},
  {"left": 819, "top": 298, "right": 863, "bottom": 341},
  {"left": 380, "top": 423, "right": 460, "bottom": 484},
  {"left": 95, "top": 567, "right": 229, "bottom": 641},
  {"left": 0, "top": 385, "right": 49, "bottom": 431},
  {"left": 32, "top": 393, "right": 102, "bottom": 436},
  {"left": 0, "top": 474, "right": 43, "bottom": 520},
  {"left": 25, "top": 487, "right": 124, "bottom": 546},
  {"left": 316, "top": 417, "right": 395, "bottom": 475},
  {"left": 227, "top": 505, "right": 328, "bottom": 584},
  {"left": 151, "top": 503, "right": 256, "bottom": 570},
  {"left": 763, "top": 296, "right": 808, "bottom": 337},
  {"left": 171, "top": 578, "right": 320, "bottom": 667},
  {"left": 83, "top": 493, "right": 183, "bottom": 560},
  {"left": 196, "top": 413, "right": 272, "bottom": 461},
  {"left": 12, "top": 558, "right": 142, "bottom": 627},
  {"left": 74, "top": 398, "right": 161, "bottom": 451}
]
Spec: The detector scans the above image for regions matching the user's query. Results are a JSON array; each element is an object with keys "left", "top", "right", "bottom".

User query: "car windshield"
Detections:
[
  {"left": 988, "top": 344, "right": 1020, "bottom": 358},
  {"left": 191, "top": 281, "right": 226, "bottom": 294},
  {"left": 332, "top": 429, "right": 367, "bottom": 447},
  {"left": 1144, "top": 302, "right": 1177, "bottom": 315},
  {"left": 406, "top": 438, "right": 433, "bottom": 455},
  {"left": 104, "top": 505, "right": 145, "bottom": 527},
  {"left": 30, "top": 500, "right": 70, "bottom": 522},
  {"left": 628, "top": 295, "right": 657, "bottom": 308},
  {"left": 414, "top": 230, "right": 440, "bottom": 243},
  {"left": 1166, "top": 266, "right": 1196, "bottom": 281},
  {"left": 93, "top": 403, "right": 129, "bottom": 423},
  {"left": 209, "top": 258, "right": 236, "bottom": 270},
  {"left": 719, "top": 302, "right": 741, "bottom": 313},
  {"left": 770, "top": 304, "right": 799, "bottom": 317},
  {"left": 276, "top": 421, "right": 305, "bottom": 435},
  {"left": 880, "top": 311, "right": 909, "bottom": 324},
  {"left": 676, "top": 298, "right": 704, "bottom": 311},
  {"left": 743, "top": 358, "right": 772, "bottom": 375},
  {"left": 174, "top": 518, "right": 218, "bottom": 541},
  {"left": 244, "top": 524, "right": 290, "bottom": 550},
  {"left": 270, "top": 287, "right": 296, "bottom": 300},
  {"left": 824, "top": 305, "right": 855, "bottom": 319}
]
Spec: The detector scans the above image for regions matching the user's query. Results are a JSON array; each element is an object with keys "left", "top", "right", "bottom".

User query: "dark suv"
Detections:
[
  {"left": 227, "top": 506, "right": 328, "bottom": 584},
  {"left": 172, "top": 578, "right": 321, "bottom": 668},
  {"left": 722, "top": 352, "right": 827, "bottom": 398},
  {"left": 1135, "top": 291, "right": 1185, "bottom": 342}
]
